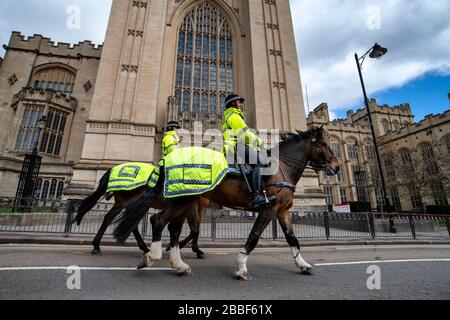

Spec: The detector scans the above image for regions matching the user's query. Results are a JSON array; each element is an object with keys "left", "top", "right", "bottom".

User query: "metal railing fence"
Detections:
[{"left": 0, "top": 198, "right": 449, "bottom": 241}]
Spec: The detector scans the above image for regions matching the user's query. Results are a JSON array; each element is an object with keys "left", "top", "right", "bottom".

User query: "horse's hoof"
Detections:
[
  {"left": 196, "top": 252, "right": 205, "bottom": 259},
  {"left": 177, "top": 268, "right": 193, "bottom": 277},
  {"left": 137, "top": 255, "right": 153, "bottom": 270},
  {"left": 234, "top": 271, "right": 249, "bottom": 281},
  {"left": 195, "top": 249, "right": 205, "bottom": 259},
  {"left": 300, "top": 267, "right": 313, "bottom": 275},
  {"left": 91, "top": 249, "right": 102, "bottom": 256}
]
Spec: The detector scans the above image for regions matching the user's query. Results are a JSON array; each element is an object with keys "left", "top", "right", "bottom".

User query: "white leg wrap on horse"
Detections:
[
  {"left": 291, "top": 247, "right": 312, "bottom": 270},
  {"left": 150, "top": 241, "right": 162, "bottom": 260},
  {"left": 170, "top": 246, "right": 190, "bottom": 272},
  {"left": 235, "top": 250, "right": 249, "bottom": 278}
]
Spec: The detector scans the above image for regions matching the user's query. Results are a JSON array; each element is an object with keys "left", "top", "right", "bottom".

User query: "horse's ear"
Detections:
[{"left": 316, "top": 125, "right": 325, "bottom": 141}]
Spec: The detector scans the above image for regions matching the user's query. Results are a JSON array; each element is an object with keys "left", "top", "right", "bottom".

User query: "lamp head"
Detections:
[{"left": 369, "top": 43, "right": 388, "bottom": 59}]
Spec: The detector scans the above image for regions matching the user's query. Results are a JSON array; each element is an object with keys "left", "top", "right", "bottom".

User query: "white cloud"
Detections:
[
  {"left": 290, "top": 0, "right": 450, "bottom": 115},
  {"left": 0, "top": 0, "right": 112, "bottom": 55}
]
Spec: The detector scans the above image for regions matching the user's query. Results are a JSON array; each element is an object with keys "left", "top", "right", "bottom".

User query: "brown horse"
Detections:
[
  {"left": 115, "top": 127, "right": 340, "bottom": 279},
  {"left": 71, "top": 169, "right": 209, "bottom": 258}
]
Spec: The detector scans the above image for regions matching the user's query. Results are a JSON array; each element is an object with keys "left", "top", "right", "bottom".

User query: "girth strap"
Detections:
[{"left": 269, "top": 181, "right": 296, "bottom": 192}]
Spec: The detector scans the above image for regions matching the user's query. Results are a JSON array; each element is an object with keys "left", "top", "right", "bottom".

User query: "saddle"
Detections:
[{"left": 227, "top": 153, "right": 273, "bottom": 176}]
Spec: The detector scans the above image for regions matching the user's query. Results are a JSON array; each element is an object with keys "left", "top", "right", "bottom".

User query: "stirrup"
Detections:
[{"left": 251, "top": 195, "right": 277, "bottom": 210}]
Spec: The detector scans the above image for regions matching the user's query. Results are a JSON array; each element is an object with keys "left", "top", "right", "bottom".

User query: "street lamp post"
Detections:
[
  {"left": 355, "top": 43, "right": 396, "bottom": 233},
  {"left": 354, "top": 142, "right": 367, "bottom": 212},
  {"left": 13, "top": 115, "right": 47, "bottom": 213}
]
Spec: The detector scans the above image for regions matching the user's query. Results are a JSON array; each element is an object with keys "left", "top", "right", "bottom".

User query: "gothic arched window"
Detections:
[
  {"left": 31, "top": 64, "right": 76, "bottom": 94},
  {"left": 420, "top": 143, "right": 439, "bottom": 174},
  {"left": 175, "top": 2, "right": 234, "bottom": 115}
]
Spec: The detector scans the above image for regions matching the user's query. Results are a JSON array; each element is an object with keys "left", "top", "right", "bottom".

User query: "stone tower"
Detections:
[{"left": 67, "top": 0, "right": 326, "bottom": 211}]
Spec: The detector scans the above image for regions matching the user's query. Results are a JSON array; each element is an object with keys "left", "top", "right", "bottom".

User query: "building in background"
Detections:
[
  {"left": 0, "top": 32, "right": 102, "bottom": 200},
  {"left": 0, "top": 0, "right": 326, "bottom": 212},
  {"left": 307, "top": 99, "right": 450, "bottom": 212}
]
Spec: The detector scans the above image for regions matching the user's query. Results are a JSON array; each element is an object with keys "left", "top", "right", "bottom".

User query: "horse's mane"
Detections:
[{"left": 279, "top": 126, "right": 324, "bottom": 145}]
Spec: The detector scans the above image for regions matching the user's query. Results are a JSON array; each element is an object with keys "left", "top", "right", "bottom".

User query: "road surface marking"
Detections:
[
  {"left": 0, "top": 267, "right": 174, "bottom": 271},
  {"left": 314, "top": 259, "right": 450, "bottom": 266}
]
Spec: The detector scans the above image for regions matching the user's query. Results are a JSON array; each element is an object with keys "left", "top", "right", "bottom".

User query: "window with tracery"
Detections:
[
  {"left": 381, "top": 119, "right": 391, "bottom": 135},
  {"left": 15, "top": 105, "right": 45, "bottom": 152},
  {"left": 15, "top": 105, "right": 68, "bottom": 156},
  {"left": 174, "top": 2, "right": 234, "bottom": 116},
  {"left": 39, "top": 108, "right": 68, "bottom": 156},
  {"left": 35, "top": 178, "right": 65, "bottom": 200},
  {"left": 420, "top": 143, "right": 439, "bottom": 175},
  {"left": 31, "top": 65, "right": 75, "bottom": 94}
]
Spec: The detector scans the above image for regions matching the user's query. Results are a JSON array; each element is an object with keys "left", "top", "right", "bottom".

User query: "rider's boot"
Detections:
[{"left": 250, "top": 167, "right": 277, "bottom": 210}]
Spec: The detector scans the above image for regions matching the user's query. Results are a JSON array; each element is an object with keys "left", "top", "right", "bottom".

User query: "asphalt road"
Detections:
[{"left": 0, "top": 244, "right": 449, "bottom": 300}]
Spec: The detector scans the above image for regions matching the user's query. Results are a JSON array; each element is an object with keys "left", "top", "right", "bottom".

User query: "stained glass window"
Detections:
[{"left": 174, "top": 2, "right": 233, "bottom": 115}]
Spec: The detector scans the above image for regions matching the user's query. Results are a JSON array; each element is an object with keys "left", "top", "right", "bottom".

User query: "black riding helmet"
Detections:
[
  {"left": 166, "top": 120, "right": 181, "bottom": 131},
  {"left": 224, "top": 94, "right": 245, "bottom": 109}
]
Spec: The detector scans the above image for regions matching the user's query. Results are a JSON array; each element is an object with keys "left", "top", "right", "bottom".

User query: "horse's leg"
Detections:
[
  {"left": 91, "top": 204, "right": 122, "bottom": 255},
  {"left": 137, "top": 205, "right": 186, "bottom": 269},
  {"left": 235, "top": 208, "right": 276, "bottom": 280},
  {"left": 132, "top": 228, "right": 150, "bottom": 254},
  {"left": 277, "top": 210, "right": 313, "bottom": 274},
  {"left": 169, "top": 212, "right": 192, "bottom": 276},
  {"left": 180, "top": 205, "right": 204, "bottom": 259}
]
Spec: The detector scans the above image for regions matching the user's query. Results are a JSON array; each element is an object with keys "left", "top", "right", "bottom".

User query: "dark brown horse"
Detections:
[
  {"left": 71, "top": 170, "right": 209, "bottom": 258},
  {"left": 115, "top": 127, "right": 340, "bottom": 279}
]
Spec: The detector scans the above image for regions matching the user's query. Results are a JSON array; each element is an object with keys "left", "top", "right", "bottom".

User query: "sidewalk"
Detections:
[{"left": 1, "top": 232, "right": 449, "bottom": 248}]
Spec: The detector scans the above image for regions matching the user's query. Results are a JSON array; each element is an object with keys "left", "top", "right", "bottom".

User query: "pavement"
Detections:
[
  {"left": 1, "top": 231, "right": 450, "bottom": 249},
  {"left": 0, "top": 243, "right": 449, "bottom": 300}
]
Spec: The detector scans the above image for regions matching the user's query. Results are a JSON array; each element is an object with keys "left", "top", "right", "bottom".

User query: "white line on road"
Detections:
[
  {"left": 314, "top": 259, "right": 450, "bottom": 266},
  {"left": 2, "top": 259, "right": 449, "bottom": 271},
  {"left": 0, "top": 267, "right": 175, "bottom": 271}
]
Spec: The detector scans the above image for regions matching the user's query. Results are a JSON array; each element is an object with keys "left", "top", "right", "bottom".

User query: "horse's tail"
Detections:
[
  {"left": 113, "top": 178, "right": 163, "bottom": 243},
  {"left": 71, "top": 169, "right": 111, "bottom": 225}
]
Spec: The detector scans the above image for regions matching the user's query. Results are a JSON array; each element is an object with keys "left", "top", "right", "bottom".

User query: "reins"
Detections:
[{"left": 267, "top": 137, "right": 328, "bottom": 193}]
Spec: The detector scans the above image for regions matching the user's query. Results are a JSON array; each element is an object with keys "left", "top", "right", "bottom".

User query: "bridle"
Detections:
[
  {"left": 268, "top": 140, "right": 332, "bottom": 193},
  {"left": 278, "top": 140, "right": 331, "bottom": 172}
]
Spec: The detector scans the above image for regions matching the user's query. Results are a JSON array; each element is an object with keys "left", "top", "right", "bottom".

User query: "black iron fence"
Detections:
[{"left": 0, "top": 197, "right": 449, "bottom": 240}]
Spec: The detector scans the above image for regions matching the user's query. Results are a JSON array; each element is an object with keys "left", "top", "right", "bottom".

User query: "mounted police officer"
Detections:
[
  {"left": 222, "top": 94, "right": 277, "bottom": 210},
  {"left": 162, "top": 121, "right": 181, "bottom": 157}
]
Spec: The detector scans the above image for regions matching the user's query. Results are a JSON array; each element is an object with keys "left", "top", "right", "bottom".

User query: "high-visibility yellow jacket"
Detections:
[
  {"left": 222, "top": 107, "right": 263, "bottom": 154},
  {"left": 162, "top": 131, "right": 180, "bottom": 157}
]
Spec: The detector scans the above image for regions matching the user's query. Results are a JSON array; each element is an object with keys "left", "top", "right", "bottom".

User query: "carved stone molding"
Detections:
[
  {"left": 121, "top": 64, "right": 139, "bottom": 73},
  {"left": 269, "top": 49, "right": 283, "bottom": 57},
  {"left": 266, "top": 23, "right": 279, "bottom": 30},
  {"left": 132, "top": 0, "right": 148, "bottom": 8},
  {"left": 86, "top": 121, "right": 156, "bottom": 137},
  {"left": 273, "top": 81, "right": 286, "bottom": 89},
  {"left": 127, "top": 29, "right": 144, "bottom": 37},
  {"left": 11, "top": 87, "right": 78, "bottom": 112},
  {"left": 264, "top": 0, "right": 277, "bottom": 5}
]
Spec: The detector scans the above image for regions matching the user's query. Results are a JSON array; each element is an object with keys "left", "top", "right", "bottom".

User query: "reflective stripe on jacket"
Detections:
[
  {"left": 162, "top": 131, "right": 180, "bottom": 157},
  {"left": 221, "top": 107, "right": 263, "bottom": 154}
]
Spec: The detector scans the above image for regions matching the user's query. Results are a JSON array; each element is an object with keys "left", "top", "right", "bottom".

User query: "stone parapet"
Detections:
[{"left": 5, "top": 32, "right": 103, "bottom": 59}]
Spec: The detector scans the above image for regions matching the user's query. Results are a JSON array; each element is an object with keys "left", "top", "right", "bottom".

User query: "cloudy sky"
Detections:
[{"left": 1, "top": 0, "right": 449, "bottom": 121}]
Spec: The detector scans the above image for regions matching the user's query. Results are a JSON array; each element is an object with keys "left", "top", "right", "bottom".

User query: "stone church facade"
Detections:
[{"left": 0, "top": 0, "right": 327, "bottom": 211}]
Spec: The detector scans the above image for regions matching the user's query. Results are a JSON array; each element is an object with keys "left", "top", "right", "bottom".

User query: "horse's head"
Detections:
[{"left": 305, "top": 126, "right": 340, "bottom": 176}]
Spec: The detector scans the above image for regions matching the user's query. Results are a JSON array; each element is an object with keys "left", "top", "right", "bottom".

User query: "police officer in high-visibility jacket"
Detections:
[
  {"left": 162, "top": 121, "right": 181, "bottom": 157},
  {"left": 222, "top": 94, "right": 277, "bottom": 210}
]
